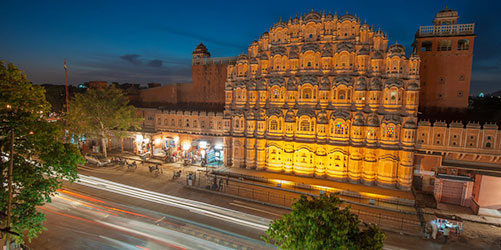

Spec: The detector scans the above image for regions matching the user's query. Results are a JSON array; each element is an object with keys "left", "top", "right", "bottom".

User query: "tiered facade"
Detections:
[{"left": 223, "top": 11, "right": 421, "bottom": 190}]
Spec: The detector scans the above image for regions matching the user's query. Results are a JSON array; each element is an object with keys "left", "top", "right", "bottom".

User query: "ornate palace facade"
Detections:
[{"left": 223, "top": 11, "right": 421, "bottom": 190}]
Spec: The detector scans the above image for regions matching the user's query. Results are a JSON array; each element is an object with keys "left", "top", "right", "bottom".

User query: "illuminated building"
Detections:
[
  {"left": 223, "top": 10, "right": 420, "bottom": 190},
  {"left": 124, "top": 8, "right": 500, "bottom": 214}
]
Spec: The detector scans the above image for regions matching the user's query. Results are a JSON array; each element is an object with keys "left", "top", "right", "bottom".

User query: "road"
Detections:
[
  {"left": 27, "top": 162, "right": 461, "bottom": 250},
  {"left": 28, "top": 174, "right": 274, "bottom": 250}
]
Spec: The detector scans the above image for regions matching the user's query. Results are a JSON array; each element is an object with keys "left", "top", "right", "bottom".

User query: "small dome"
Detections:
[
  {"left": 289, "top": 51, "right": 299, "bottom": 59},
  {"left": 355, "top": 78, "right": 368, "bottom": 91},
  {"left": 357, "top": 47, "right": 370, "bottom": 56},
  {"left": 367, "top": 113, "right": 379, "bottom": 126},
  {"left": 403, "top": 119, "right": 417, "bottom": 129},
  {"left": 406, "top": 81, "right": 419, "bottom": 91},
  {"left": 372, "top": 50, "right": 384, "bottom": 59},
  {"left": 285, "top": 109, "right": 296, "bottom": 122},
  {"left": 304, "top": 10, "right": 322, "bottom": 23},
  {"left": 353, "top": 113, "right": 365, "bottom": 126},
  {"left": 339, "top": 14, "right": 357, "bottom": 22},
  {"left": 369, "top": 77, "right": 382, "bottom": 91},
  {"left": 237, "top": 54, "right": 248, "bottom": 62},
  {"left": 336, "top": 42, "right": 355, "bottom": 53},
  {"left": 287, "top": 77, "right": 298, "bottom": 90},
  {"left": 317, "top": 110, "right": 328, "bottom": 124},
  {"left": 387, "top": 43, "right": 405, "bottom": 57},
  {"left": 320, "top": 77, "right": 330, "bottom": 90},
  {"left": 272, "top": 20, "right": 288, "bottom": 29},
  {"left": 246, "top": 110, "right": 256, "bottom": 120}
]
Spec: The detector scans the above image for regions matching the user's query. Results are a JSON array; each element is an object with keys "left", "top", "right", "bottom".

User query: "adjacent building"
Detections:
[{"left": 413, "top": 7, "right": 475, "bottom": 111}]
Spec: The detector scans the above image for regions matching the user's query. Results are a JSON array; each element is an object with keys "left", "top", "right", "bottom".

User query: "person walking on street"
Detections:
[{"left": 443, "top": 226, "right": 450, "bottom": 243}]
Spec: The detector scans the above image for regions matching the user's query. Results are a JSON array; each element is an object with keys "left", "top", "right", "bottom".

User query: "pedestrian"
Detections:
[
  {"left": 219, "top": 178, "right": 223, "bottom": 191},
  {"left": 443, "top": 226, "right": 450, "bottom": 243}
]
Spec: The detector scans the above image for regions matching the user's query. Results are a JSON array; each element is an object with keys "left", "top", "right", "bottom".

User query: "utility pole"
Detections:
[{"left": 64, "top": 59, "right": 69, "bottom": 114}]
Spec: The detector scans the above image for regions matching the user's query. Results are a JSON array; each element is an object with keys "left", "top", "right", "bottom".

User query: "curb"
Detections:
[
  {"left": 421, "top": 211, "right": 501, "bottom": 227},
  {"left": 210, "top": 175, "right": 417, "bottom": 215},
  {"left": 184, "top": 184, "right": 424, "bottom": 237}
]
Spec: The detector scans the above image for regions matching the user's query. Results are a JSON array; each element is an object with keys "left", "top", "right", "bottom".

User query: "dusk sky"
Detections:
[{"left": 1, "top": 0, "right": 499, "bottom": 94}]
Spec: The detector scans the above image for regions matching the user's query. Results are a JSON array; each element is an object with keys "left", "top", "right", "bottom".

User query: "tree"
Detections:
[
  {"left": 0, "top": 61, "right": 84, "bottom": 243},
  {"left": 263, "top": 193, "right": 386, "bottom": 250},
  {"left": 66, "top": 86, "right": 141, "bottom": 158}
]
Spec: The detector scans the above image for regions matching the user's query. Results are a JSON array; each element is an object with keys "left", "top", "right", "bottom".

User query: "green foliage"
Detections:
[
  {"left": 66, "top": 86, "right": 141, "bottom": 157},
  {"left": 263, "top": 193, "right": 385, "bottom": 250},
  {"left": 0, "top": 61, "right": 84, "bottom": 243}
]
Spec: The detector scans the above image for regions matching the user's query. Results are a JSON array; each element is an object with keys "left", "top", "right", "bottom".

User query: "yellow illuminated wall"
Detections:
[{"left": 223, "top": 10, "right": 420, "bottom": 190}]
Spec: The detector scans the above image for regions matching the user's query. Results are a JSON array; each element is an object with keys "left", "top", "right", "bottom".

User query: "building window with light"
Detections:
[
  {"left": 387, "top": 126, "right": 394, "bottom": 138},
  {"left": 335, "top": 122, "right": 344, "bottom": 135},
  {"left": 300, "top": 119, "right": 310, "bottom": 132}
]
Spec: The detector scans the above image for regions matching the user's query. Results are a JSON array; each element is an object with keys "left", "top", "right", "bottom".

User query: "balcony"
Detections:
[
  {"left": 417, "top": 23, "right": 474, "bottom": 37},
  {"left": 192, "top": 56, "right": 238, "bottom": 65}
]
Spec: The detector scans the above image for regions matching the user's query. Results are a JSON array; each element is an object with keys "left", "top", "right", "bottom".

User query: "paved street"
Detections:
[
  {"left": 28, "top": 176, "right": 273, "bottom": 250},
  {"left": 26, "top": 160, "right": 496, "bottom": 249}
]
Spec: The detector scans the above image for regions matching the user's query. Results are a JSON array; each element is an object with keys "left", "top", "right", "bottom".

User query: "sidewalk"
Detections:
[
  {"left": 422, "top": 204, "right": 501, "bottom": 227},
  {"left": 217, "top": 167, "right": 415, "bottom": 204}
]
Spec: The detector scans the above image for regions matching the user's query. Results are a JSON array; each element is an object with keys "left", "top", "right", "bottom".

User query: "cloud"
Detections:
[
  {"left": 147, "top": 59, "right": 163, "bottom": 68},
  {"left": 120, "top": 54, "right": 141, "bottom": 65},
  {"left": 66, "top": 54, "right": 192, "bottom": 85}
]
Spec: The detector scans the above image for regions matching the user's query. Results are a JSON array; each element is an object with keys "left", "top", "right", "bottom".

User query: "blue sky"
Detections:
[{"left": 0, "top": 0, "right": 499, "bottom": 94}]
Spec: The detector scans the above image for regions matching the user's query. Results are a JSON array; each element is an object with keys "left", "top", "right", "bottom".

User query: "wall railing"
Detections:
[
  {"left": 418, "top": 23, "right": 474, "bottom": 37},
  {"left": 192, "top": 56, "right": 238, "bottom": 65}
]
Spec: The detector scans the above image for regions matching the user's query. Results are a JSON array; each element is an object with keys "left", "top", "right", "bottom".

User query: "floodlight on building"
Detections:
[
  {"left": 182, "top": 143, "right": 191, "bottom": 151},
  {"left": 154, "top": 138, "right": 161, "bottom": 145},
  {"left": 135, "top": 134, "right": 143, "bottom": 143},
  {"left": 199, "top": 141, "right": 207, "bottom": 149},
  {"left": 174, "top": 136, "right": 179, "bottom": 143}
]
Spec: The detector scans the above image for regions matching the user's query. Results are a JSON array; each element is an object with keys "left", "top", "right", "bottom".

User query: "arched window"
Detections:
[
  {"left": 335, "top": 122, "right": 344, "bottom": 135},
  {"left": 270, "top": 120, "right": 278, "bottom": 131},
  {"left": 486, "top": 142, "right": 491, "bottom": 148},
  {"left": 273, "top": 88, "right": 280, "bottom": 99},
  {"left": 458, "top": 39, "right": 469, "bottom": 50},
  {"left": 302, "top": 87, "right": 312, "bottom": 99},
  {"left": 340, "top": 54, "right": 348, "bottom": 68},
  {"left": 387, "top": 126, "right": 394, "bottom": 138},
  {"left": 300, "top": 119, "right": 310, "bottom": 132},
  {"left": 304, "top": 52, "right": 315, "bottom": 69},
  {"left": 338, "top": 90, "right": 345, "bottom": 100}
]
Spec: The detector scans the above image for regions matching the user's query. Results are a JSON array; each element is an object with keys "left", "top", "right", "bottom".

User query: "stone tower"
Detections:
[
  {"left": 192, "top": 43, "right": 211, "bottom": 61},
  {"left": 413, "top": 7, "right": 475, "bottom": 110}
]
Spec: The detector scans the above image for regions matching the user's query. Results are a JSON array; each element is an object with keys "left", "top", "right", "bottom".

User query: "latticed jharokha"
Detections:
[{"left": 223, "top": 10, "right": 421, "bottom": 190}]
